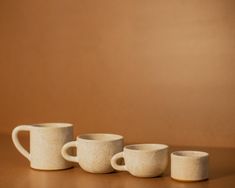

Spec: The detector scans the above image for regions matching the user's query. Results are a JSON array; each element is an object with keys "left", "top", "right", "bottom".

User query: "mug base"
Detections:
[
  {"left": 171, "top": 177, "right": 208, "bottom": 182},
  {"left": 30, "top": 165, "right": 74, "bottom": 171},
  {"left": 81, "top": 168, "right": 115, "bottom": 174}
]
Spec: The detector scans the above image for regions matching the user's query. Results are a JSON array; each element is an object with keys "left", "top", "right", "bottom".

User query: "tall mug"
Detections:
[{"left": 12, "top": 123, "right": 74, "bottom": 170}]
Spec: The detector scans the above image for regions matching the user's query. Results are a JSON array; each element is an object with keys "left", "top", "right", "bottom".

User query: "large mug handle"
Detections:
[
  {"left": 111, "top": 152, "right": 127, "bottom": 171},
  {"left": 12, "top": 125, "right": 31, "bottom": 161},
  {"left": 61, "top": 141, "right": 78, "bottom": 163}
]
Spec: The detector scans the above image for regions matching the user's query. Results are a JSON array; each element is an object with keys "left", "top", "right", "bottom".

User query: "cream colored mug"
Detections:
[
  {"left": 171, "top": 151, "right": 209, "bottom": 181},
  {"left": 61, "top": 133, "right": 123, "bottom": 173},
  {"left": 111, "top": 144, "right": 168, "bottom": 177},
  {"left": 12, "top": 123, "right": 74, "bottom": 170}
]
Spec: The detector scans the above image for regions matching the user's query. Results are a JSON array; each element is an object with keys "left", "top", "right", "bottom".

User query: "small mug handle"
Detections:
[
  {"left": 111, "top": 152, "right": 127, "bottom": 171},
  {"left": 61, "top": 141, "right": 78, "bottom": 163},
  {"left": 12, "top": 125, "right": 31, "bottom": 161}
]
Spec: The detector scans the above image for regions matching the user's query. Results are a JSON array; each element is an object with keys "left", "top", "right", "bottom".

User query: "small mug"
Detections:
[
  {"left": 171, "top": 151, "right": 209, "bottom": 181},
  {"left": 12, "top": 123, "right": 74, "bottom": 170},
  {"left": 111, "top": 144, "right": 168, "bottom": 178},
  {"left": 61, "top": 133, "right": 123, "bottom": 173}
]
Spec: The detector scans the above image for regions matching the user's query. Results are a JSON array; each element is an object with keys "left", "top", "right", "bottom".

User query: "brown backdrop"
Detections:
[{"left": 0, "top": 0, "right": 235, "bottom": 148}]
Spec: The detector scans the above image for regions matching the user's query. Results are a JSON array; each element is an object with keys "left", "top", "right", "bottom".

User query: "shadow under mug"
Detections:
[
  {"left": 12, "top": 123, "right": 74, "bottom": 170},
  {"left": 61, "top": 133, "right": 123, "bottom": 173},
  {"left": 111, "top": 144, "right": 168, "bottom": 178}
]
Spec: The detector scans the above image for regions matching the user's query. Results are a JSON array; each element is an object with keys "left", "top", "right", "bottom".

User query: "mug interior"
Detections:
[
  {"left": 172, "top": 151, "right": 209, "bottom": 158},
  {"left": 78, "top": 133, "right": 123, "bottom": 141},
  {"left": 125, "top": 144, "right": 168, "bottom": 151},
  {"left": 33, "top": 123, "right": 73, "bottom": 128}
]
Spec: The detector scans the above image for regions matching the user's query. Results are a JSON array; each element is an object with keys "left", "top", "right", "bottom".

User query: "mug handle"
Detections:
[
  {"left": 111, "top": 152, "right": 127, "bottom": 171},
  {"left": 61, "top": 141, "right": 78, "bottom": 163},
  {"left": 12, "top": 125, "right": 31, "bottom": 161}
]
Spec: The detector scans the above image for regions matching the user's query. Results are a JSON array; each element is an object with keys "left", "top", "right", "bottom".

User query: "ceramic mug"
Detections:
[
  {"left": 111, "top": 144, "right": 168, "bottom": 177},
  {"left": 171, "top": 151, "right": 209, "bottom": 181},
  {"left": 61, "top": 133, "right": 123, "bottom": 173},
  {"left": 12, "top": 123, "right": 74, "bottom": 170}
]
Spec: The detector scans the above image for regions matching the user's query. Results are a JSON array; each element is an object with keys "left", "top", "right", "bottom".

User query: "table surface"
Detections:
[{"left": 0, "top": 133, "right": 234, "bottom": 188}]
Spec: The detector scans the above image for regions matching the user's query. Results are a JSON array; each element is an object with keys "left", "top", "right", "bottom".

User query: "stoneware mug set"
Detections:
[{"left": 12, "top": 123, "right": 209, "bottom": 182}]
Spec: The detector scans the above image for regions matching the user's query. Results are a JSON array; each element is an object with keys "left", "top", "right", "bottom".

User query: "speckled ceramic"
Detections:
[
  {"left": 171, "top": 151, "right": 209, "bottom": 181},
  {"left": 61, "top": 133, "right": 123, "bottom": 173},
  {"left": 12, "top": 123, "right": 74, "bottom": 170},
  {"left": 111, "top": 144, "right": 168, "bottom": 178}
]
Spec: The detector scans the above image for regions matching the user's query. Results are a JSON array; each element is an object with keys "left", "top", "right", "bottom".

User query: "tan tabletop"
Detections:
[{"left": 0, "top": 133, "right": 234, "bottom": 188}]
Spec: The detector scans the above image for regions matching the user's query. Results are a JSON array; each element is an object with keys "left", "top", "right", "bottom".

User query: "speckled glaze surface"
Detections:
[
  {"left": 171, "top": 151, "right": 209, "bottom": 181},
  {"left": 111, "top": 144, "right": 168, "bottom": 178},
  {"left": 61, "top": 133, "right": 123, "bottom": 173},
  {"left": 12, "top": 123, "right": 74, "bottom": 170}
]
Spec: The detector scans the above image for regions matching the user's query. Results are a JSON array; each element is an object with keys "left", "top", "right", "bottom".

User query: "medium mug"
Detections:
[
  {"left": 61, "top": 133, "right": 123, "bottom": 173},
  {"left": 111, "top": 144, "right": 168, "bottom": 178},
  {"left": 12, "top": 123, "right": 74, "bottom": 170}
]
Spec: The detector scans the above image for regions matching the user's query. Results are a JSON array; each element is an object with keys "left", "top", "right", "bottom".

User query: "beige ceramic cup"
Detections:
[
  {"left": 12, "top": 123, "right": 74, "bottom": 170},
  {"left": 61, "top": 133, "right": 123, "bottom": 173},
  {"left": 171, "top": 151, "right": 209, "bottom": 181},
  {"left": 111, "top": 144, "right": 168, "bottom": 178}
]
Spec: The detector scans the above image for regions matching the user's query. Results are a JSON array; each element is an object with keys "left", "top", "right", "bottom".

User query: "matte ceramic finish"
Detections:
[
  {"left": 171, "top": 151, "right": 209, "bottom": 181},
  {"left": 12, "top": 123, "right": 74, "bottom": 170},
  {"left": 61, "top": 133, "right": 123, "bottom": 173},
  {"left": 111, "top": 144, "right": 168, "bottom": 178}
]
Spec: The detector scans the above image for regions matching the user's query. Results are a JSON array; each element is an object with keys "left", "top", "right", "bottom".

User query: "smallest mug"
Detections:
[
  {"left": 171, "top": 151, "right": 209, "bottom": 182},
  {"left": 111, "top": 144, "right": 168, "bottom": 178}
]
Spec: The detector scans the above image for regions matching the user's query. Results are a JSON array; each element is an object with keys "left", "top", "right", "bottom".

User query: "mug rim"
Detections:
[
  {"left": 77, "top": 133, "right": 123, "bottom": 142},
  {"left": 124, "top": 143, "right": 168, "bottom": 152},
  {"left": 32, "top": 123, "right": 73, "bottom": 128},
  {"left": 171, "top": 150, "right": 209, "bottom": 158}
]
